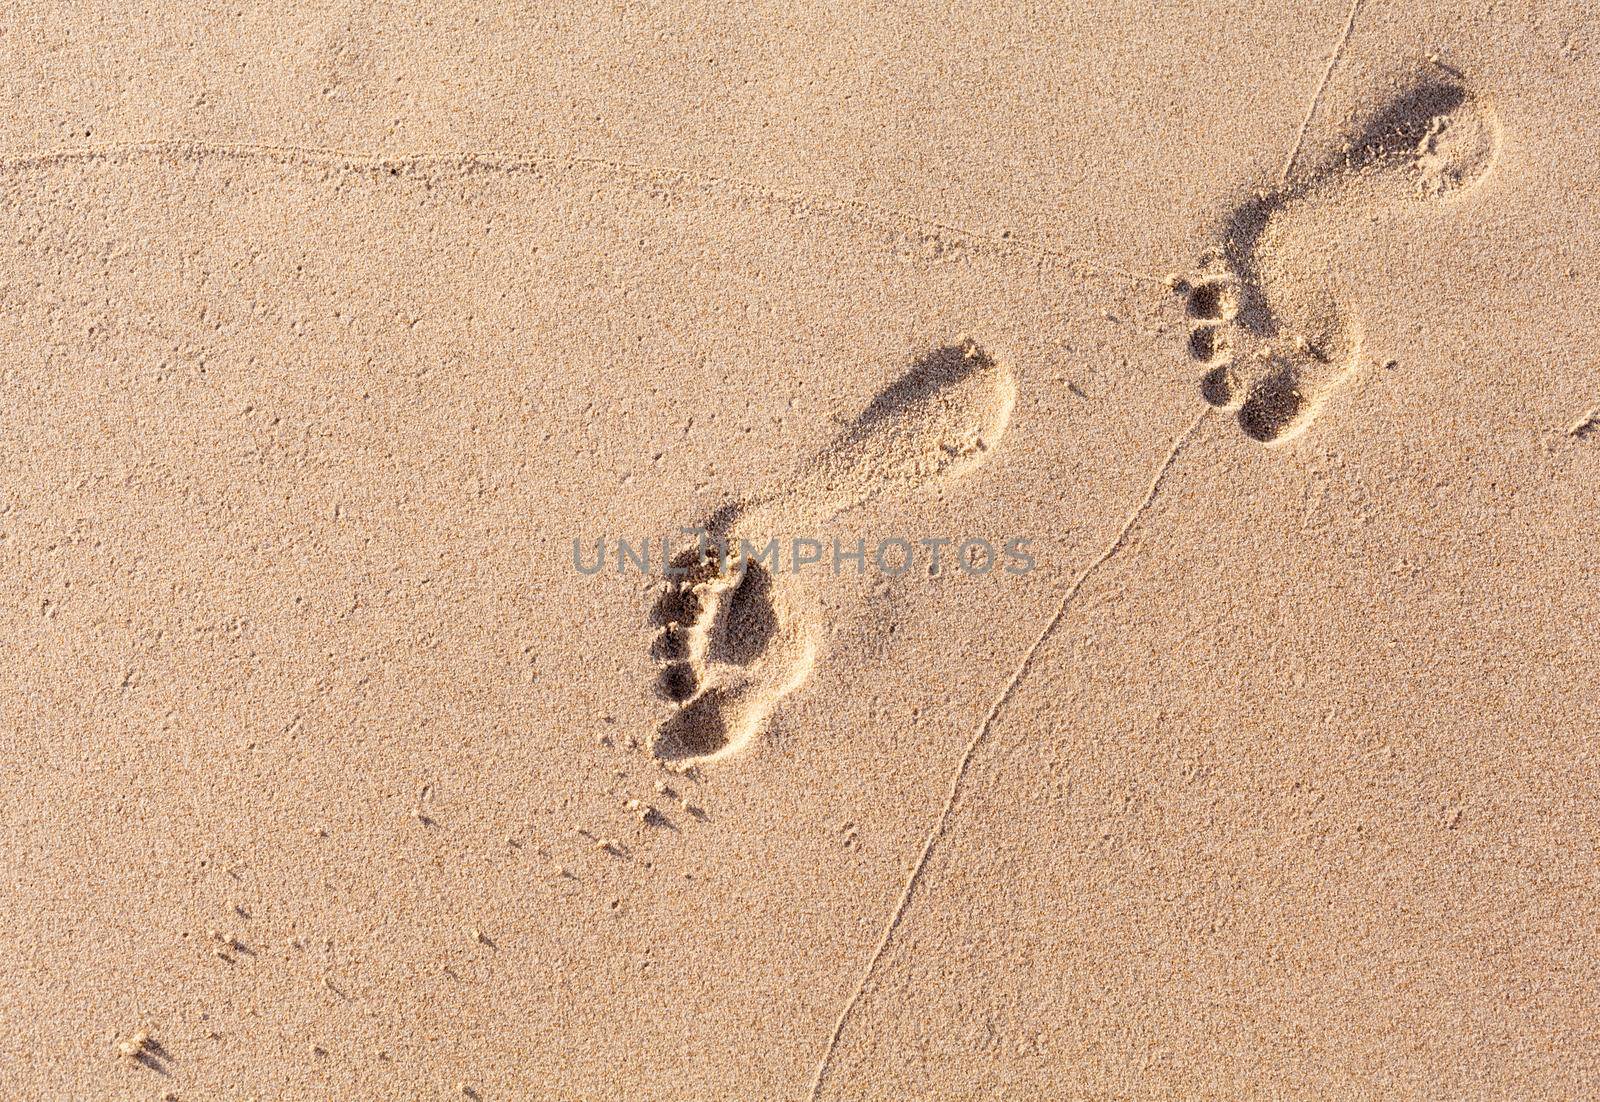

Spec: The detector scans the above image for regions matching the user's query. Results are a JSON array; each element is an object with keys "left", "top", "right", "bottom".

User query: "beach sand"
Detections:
[{"left": 2, "top": 2, "right": 1598, "bottom": 1098}]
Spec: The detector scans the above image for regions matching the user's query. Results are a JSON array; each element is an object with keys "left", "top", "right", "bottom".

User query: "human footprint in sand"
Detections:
[
  {"left": 647, "top": 340, "right": 1017, "bottom": 766},
  {"left": 1180, "top": 70, "right": 1501, "bottom": 443}
]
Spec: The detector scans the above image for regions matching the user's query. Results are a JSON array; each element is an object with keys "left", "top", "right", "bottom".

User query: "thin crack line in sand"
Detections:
[
  {"left": 806, "top": 407, "right": 1210, "bottom": 1102},
  {"left": 2, "top": 138, "right": 1167, "bottom": 289},
  {"left": 1281, "top": 0, "right": 1366, "bottom": 184}
]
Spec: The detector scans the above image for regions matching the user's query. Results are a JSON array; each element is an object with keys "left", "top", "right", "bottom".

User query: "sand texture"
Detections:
[{"left": 2, "top": 2, "right": 1599, "bottom": 1099}]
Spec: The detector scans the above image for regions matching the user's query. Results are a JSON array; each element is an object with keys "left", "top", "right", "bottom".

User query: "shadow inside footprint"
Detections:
[
  {"left": 847, "top": 343, "right": 1000, "bottom": 439},
  {"left": 1199, "top": 364, "right": 1236, "bottom": 408},
  {"left": 655, "top": 661, "right": 698, "bottom": 703},
  {"left": 650, "top": 623, "right": 690, "bottom": 662},
  {"left": 1214, "top": 194, "right": 1285, "bottom": 341},
  {"left": 655, "top": 689, "right": 732, "bottom": 762},
  {"left": 1350, "top": 78, "right": 1468, "bottom": 165},
  {"left": 1187, "top": 281, "right": 1231, "bottom": 320},
  {"left": 707, "top": 562, "right": 779, "bottom": 666},
  {"left": 1188, "top": 325, "right": 1224, "bottom": 362},
  {"left": 648, "top": 552, "right": 711, "bottom": 621},
  {"left": 1237, "top": 367, "right": 1306, "bottom": 443}
]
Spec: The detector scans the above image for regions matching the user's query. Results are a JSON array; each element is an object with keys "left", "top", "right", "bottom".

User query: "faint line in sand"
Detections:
[
  {"left": 806, "top": 406, "right": 1210, "bottom": 1101},
  {"left": 0, "top": 139, "right": 1167, "bottom": 290},
  {"left": 1281, "top": 0, "right": 1367, "bottom": 184},
  {"left": 24, "top": 134, "right": 1181, "bottom": 1087}
]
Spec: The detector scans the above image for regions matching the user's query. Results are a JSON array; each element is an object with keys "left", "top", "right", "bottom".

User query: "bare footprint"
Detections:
[
  {"left": 1180, "top": 70, "right": 1501, "bottom": 444},
  {"left": 647, "top": 340, "right": 1017, "bottom": 765}
]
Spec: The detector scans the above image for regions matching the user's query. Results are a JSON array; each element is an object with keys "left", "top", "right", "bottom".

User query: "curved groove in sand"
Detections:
[{"left": 0, "top": 138, "right": 1165, "bottom": 289}]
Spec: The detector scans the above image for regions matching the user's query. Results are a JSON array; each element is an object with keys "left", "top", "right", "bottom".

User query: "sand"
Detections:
[{"left": 2, "top": 2, "right": 1598, "bottom": 1099}]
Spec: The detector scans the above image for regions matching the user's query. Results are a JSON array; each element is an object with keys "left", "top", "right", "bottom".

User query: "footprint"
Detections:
[
  {"left": 1179, "top": 70, "right": 1501, "bottom": 444},
  {"left": 647, "top": 340, "right": 1017, "bottom": 766}
]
